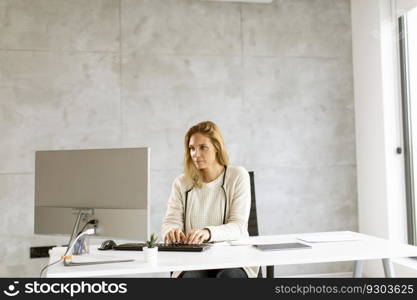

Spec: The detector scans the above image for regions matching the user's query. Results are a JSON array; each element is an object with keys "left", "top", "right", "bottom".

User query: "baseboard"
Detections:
[{"left": 279, "top": 272, "right": 352, "bottom": 278}]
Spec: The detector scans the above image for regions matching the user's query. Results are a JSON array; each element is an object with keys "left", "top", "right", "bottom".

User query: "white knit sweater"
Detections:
[{"left": 161, "top": 165, "right": 260, "bottom": 278}]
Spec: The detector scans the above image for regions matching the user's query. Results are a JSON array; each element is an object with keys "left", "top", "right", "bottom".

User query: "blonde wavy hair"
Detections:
[{"left": 183, "top": 121, "right": 229, "bottom": 188}]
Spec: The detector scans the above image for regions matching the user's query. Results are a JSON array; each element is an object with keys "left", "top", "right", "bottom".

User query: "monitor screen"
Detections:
[{"left": 34, "top": 147, "right": 150, "bottom": 241}]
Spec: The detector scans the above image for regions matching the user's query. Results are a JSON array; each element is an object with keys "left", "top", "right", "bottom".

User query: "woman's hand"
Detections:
[
  {"left": 164, "top": 228, "right": 186, "bottom": 244},
  {"left": 185, "top": 229, "right": 210, "bottom": 244}
]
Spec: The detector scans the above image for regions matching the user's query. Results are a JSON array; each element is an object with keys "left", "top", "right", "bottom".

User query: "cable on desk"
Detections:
[{"left": 39, "top": 257, "right": 64, "bottom": 278}]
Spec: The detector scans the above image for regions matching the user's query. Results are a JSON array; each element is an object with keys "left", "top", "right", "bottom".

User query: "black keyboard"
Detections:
[{"left": 112, "top": 243, "right": 212, "bottom": 252}]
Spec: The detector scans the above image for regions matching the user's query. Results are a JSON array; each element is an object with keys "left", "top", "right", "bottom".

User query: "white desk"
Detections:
[{"left": 46, "top": 231, "right": 417, "bottom": 278}]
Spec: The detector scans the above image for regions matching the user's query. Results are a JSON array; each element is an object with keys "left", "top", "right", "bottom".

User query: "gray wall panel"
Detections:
[{"left": 0, "top": 0, "right": 356, "bottom": 277}]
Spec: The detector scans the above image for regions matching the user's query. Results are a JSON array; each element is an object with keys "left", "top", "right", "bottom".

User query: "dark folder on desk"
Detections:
[{"left": 254, "top": 243, "right": 312, "bottom": 251}]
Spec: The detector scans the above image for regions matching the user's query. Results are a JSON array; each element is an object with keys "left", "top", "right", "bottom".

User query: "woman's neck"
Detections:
[{"left": 201, "top": 164, "right": 225, "bottom": 183}]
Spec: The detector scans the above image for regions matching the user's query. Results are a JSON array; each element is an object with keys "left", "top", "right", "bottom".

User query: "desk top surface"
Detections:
[{"left": 46, "top": 231, "right": 417, "bottom": 277}]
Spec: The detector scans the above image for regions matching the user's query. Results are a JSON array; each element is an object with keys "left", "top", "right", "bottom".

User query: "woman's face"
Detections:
[{"left": 189, "top": 133, "right": 218, "bottom": 170}]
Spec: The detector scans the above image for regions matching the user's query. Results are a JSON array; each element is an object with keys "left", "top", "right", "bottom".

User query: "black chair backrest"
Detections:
[
  {"left": 249, "top": 171, "right": 271, "bottom": 278},
  {"left": 248, "top": 171, "right": 259, "bottom": 236}
]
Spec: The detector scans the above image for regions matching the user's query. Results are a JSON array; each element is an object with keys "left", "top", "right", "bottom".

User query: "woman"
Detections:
[{"left": 161, "top": 121, "right": 260, "bottom": 278}]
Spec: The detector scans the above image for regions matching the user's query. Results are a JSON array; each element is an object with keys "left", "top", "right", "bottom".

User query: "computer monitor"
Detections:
[{"left": 34, "top": 147, "right": 150, "bottom": 241}]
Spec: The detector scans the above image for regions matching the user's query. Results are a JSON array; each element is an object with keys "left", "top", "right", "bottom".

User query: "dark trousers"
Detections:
[{"left": 178, "top": 268, "right": 248, "bottom": 278}]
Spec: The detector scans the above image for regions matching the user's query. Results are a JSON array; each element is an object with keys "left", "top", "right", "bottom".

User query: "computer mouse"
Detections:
[{"left": 98, "top": 240, "right": 117, "bottom": 250}]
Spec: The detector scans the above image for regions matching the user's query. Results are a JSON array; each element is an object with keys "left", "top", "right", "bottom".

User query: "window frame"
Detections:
[{"left": 399, "top": 13, "right": 417, "bottom": 245}]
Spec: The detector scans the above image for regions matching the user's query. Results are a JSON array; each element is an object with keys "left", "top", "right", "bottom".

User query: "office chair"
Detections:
[{"left": 248, "top": 171, "right": 275, "bottom": 278}]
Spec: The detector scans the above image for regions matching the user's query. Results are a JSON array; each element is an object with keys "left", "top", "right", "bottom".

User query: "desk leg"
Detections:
[
  {"left": 353, "top": 260, "right": 364, "bottom": 278},
  {"left": 382, "top": 259, "right": 395, "bottom": 278},
  {"left": 266, "top": 266, "right": 275, "bottom": 278}
]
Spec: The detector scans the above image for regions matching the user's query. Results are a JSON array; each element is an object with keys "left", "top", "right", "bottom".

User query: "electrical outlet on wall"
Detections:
[{"left": 30, "top": 246, "right": 56, "bottom": 258}]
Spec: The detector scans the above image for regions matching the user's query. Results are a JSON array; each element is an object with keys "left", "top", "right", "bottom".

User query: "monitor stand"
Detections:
[{"left": 69, "top": 208, "right": 94, "bottom": 255}]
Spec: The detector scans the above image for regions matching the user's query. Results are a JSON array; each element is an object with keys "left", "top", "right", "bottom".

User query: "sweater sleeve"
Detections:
[
  {"left": 161, "top": 177, "right": 184, "bottom": 240},
  {"left": 205, "top": 168, "right": 250, "bottom": 242}
]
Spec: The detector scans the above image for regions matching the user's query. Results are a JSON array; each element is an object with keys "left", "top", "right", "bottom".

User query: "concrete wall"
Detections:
[{"left": 0, "top": 0, "right": 356, "bottom": 277}]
